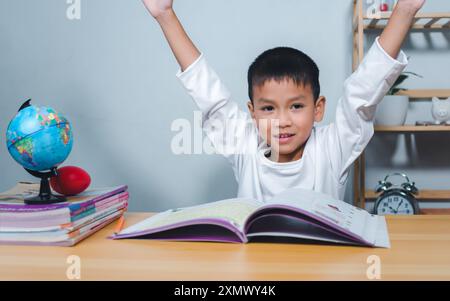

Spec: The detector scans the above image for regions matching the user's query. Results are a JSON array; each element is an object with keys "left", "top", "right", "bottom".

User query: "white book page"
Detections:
[
  {"left": 266, "top": 188, "right": 388, "bottom": 247},
  {"left": 246, "top": 232, "right": 360, "bottom": 246},
  {"left": 119, "top": 198, "right": 263, "bottom": 235},
  {"left": 374, "top": 216, "right": 390, "bottom": 248}
]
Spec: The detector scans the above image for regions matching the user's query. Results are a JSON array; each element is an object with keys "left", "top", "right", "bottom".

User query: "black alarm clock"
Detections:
[{"left": 373, "top": 173, "right": 420, "bottom": 216}]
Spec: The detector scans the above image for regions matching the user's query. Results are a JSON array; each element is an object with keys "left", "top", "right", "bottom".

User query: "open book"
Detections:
[{"left": 113, "top": 188, "right": 390, "bottom": 248}]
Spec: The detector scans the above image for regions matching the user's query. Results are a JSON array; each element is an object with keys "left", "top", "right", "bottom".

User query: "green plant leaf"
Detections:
[
  {"left": 389, "top": 71, "right": 423, "bottom": 95},
  {"left": 394, "top": 74, "right": 409, "bottom": 87},
  {"left": 388, "top": 88, "right": 407, "bottom": 95},
  {"left": 402, "top": 71, "right": 423, "bottom": 78}
]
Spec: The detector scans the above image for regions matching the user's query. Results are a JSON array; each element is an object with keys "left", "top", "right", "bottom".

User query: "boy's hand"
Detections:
[
  {"left": 396, "top": 0, "right": 426, "bottom": 13},
  {"left": 378, "top": 0, "right": 425, "bottom": 59},
  {"left": 141, "top": 0, "right": 200, "bottom": 72},
  {"left": 142, "top": 0, "right": 173, "bottom": 20}
]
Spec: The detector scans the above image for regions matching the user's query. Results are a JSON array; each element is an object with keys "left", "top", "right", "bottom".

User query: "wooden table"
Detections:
[{"left": 1, "top": 213, "right": 449, "bottom": 280}]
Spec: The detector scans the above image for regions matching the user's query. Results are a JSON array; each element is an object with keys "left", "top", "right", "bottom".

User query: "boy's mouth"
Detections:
[
  {"left": 274, "top": 133, "right": 295, "bottom": 138},
  {"left": 273, "top": 133, "right": 296, "bottom": 144}
]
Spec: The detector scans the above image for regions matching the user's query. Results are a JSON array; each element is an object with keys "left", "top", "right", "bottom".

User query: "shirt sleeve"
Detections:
[
  {"left": 327, "top": 36, "right": 408, "bottom": 184},
  {"left": 176, "top": 53, "right": 253, "bottom": 176}
]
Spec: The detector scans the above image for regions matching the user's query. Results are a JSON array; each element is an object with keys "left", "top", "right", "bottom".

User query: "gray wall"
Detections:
[{"left": 0, "top": 0, "right": 449, "bottom": 212}]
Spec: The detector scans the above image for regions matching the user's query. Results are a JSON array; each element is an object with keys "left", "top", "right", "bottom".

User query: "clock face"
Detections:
[{"left": 376, "top": 194, "right": 415, "bottom": 215}]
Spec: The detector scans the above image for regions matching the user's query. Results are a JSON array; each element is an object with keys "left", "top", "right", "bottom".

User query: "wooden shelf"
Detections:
[
  {"left": 421, "top": 208, "right": 450, "bottom": 215},
  {"left": 375, "top": 125, "right": 450, "bottom": 133},
  {"left": 361, "top": 12, "right": 450, "bottom": 30},
  {"left": 352, "top": 0, "right": 450, "bottom": 209},
  {"left": 366, "top": 190, "right": 450, "bottom": 201},
  {"left": 396, "top": 89, "right": 450, "bottom": 100}
]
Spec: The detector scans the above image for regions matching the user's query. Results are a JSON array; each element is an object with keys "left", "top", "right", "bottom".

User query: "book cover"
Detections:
[{"left": 0, "top": 182, "right": 128, "bottom": 213}]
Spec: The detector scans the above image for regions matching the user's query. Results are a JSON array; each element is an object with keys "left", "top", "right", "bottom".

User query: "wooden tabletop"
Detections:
[{"left": 1, "top": 212, "right": 449, "bottom": 280}]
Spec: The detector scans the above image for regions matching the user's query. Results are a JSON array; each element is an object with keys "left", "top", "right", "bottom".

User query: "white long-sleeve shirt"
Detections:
[{"left": 176, "top": 37, "right": 408, "bottom": 201}]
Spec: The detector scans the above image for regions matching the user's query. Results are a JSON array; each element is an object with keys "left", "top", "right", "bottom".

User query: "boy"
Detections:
[{"left": 142, "top": 0, "right": 425, "bottom": 201}]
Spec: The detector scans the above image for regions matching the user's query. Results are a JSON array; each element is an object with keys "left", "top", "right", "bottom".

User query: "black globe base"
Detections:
[
  {"left": 25, "top": 194, "right": 67, "bottom": 205},
  {"left": 24, "top": 167, "right": 67, "bottom": 205}
]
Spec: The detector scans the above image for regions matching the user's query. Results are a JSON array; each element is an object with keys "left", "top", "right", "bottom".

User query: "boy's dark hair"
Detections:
[{"left": 248, "top": 47, "right": 320, "bottom": 103}]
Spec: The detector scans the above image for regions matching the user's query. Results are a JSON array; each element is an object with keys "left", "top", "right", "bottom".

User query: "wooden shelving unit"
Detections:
[
  {"left": 362, "top": 12, "right": 450, "bottom": 30},
  {"left": 365, "top": 190, "right": 450, "bottom": 201},
  {"left": 397, "top": 89, "right": 450, "bottom": 99},
  {"left": 352, "top": 0, "right": 450, "bottom": 211},
  {"left": 375, "top": 125, "right": 450, "bottom": 133}
]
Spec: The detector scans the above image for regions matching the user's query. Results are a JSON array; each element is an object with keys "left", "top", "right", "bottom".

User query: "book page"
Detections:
[
  {"left": 266, "top": 188, "right": 389, "bottom": 247},
  {"left": 119, "top": 197, "right": 263, "bottom": 235}
]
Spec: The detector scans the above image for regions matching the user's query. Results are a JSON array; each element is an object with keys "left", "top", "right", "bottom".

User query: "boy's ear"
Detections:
[
  {"left": 314, "top": 96, "right": 326, "bottom": 122},
  {"left": 247, "top": 101, "right": 256, "bottom": 119}
]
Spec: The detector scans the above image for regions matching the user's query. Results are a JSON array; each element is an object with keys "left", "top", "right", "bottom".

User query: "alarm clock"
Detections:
[{"left": 373, "top": 173, "right": 420, "bottom": 215}]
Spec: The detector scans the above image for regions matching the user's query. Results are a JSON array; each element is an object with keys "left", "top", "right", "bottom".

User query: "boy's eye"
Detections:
[
  {"left": 291, "top": 104, "right": 304, "bottom": 110},
  {"left": 261, "top": 106, "right": 274, "bottom": 112}
]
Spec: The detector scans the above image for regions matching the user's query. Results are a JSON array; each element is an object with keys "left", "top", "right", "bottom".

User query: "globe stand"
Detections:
[{"left": 24, "top": 167, "right": 67, "bottom": 205}]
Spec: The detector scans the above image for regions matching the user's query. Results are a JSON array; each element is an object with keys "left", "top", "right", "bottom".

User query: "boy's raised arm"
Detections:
[
  {"left": 142, "top": 0, "right": 253, "bottom": 173},
  {"left": 378, "top": 0, "right": 425, "bottom": 59},
  {"left": 327, "top": 0, "right": 425, "bottom": 184},
  {"left": 142, "top": 0, "right": 201, "bottom": 71}
]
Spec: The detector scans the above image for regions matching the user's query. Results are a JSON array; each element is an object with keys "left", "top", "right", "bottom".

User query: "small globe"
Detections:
[{"left": 6, "top": 102, "right": 73, "bottom": 172}]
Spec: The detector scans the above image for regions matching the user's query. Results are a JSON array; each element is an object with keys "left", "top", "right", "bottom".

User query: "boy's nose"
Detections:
[{"left": 277, "top": 112, "right": 292, "bottom": 127}]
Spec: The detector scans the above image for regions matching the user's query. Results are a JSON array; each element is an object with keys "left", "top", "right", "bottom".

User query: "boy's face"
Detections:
[{"left": 247, "top": 78, "right": 326, "bottom": 163}]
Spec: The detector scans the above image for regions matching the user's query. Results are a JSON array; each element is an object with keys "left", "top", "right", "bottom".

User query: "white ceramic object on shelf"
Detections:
[
  {"left": 431, "top": 97, "right": 450, "bottom": 124},
  {"left": 374, "top": 95, "right": 409, "bottom": 126}
]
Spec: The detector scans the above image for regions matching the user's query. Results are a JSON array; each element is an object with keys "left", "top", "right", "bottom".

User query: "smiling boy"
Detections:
[{"left": 142, "top": 0, "right": 425, "bottom": 201}]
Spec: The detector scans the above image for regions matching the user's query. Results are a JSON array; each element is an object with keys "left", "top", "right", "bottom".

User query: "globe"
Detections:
[{"left": 6, "top": 100, "right": 73, "bottom": 172}]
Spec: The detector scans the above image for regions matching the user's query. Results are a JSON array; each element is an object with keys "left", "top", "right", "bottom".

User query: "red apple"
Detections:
[{"left": 50, "top": 166, "right": 91, "bottom": 196}]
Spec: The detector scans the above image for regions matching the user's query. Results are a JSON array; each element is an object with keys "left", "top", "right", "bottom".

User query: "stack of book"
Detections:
[{"left": 0, "top": 182, "right": 128, "bottom": 246}]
